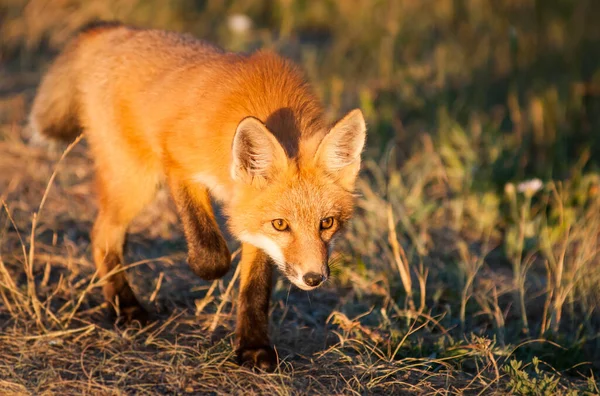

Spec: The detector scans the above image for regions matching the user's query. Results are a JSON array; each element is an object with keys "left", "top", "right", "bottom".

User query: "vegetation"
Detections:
[{"left": 1, "top": 0, "right": 599, "bottom": 394}]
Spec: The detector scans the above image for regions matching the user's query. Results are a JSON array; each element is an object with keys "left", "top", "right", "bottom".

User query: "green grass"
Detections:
[{"left": 1, "top": 0, "right": 600, "bottom": 394}]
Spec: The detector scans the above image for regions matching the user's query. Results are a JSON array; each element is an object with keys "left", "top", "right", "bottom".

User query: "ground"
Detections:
[{"left": 0, "top": 122, "right": 483, "bottom": 394}]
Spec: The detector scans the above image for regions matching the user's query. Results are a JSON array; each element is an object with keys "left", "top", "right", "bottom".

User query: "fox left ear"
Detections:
[
  {"left": 315, "top": 109, "right": 366, "bottom": 190},
  {"left": 231, "top": 116, "right": 288, "bottom": 186}
]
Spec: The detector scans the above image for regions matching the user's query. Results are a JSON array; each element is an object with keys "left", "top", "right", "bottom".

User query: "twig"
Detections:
[
  {"left": 3, "top": 324, "right": 95, "bottom": 341},
  {"left": 27, "top": 134, "right": 84, "bottom": 331},
  {"left": 149, "top": 271, "right": 165, "bottom": 303},
  {"left": 195, "top": 279, "right": 218, "bottom": 315},
  {"left": 208, "top": 248, "right": 241, "bottom": 333},
  {"left": 387, "top": 204, "right": 414, "bottom": 311},
  {"left": 1, "top": 200, "right": 32, "bottom": 315}
]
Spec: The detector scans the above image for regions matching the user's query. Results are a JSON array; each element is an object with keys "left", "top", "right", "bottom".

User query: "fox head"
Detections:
[{"left": 228, "top": 109, "right": 366, "bottom": 290}]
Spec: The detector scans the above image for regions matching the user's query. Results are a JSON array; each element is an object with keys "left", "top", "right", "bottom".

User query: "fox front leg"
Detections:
[
  {"left": 167, "top": 173, "right": 231, "bottom": 280},
  {"left": 236, "top": 243, "right": 276, "bottom": 370}
]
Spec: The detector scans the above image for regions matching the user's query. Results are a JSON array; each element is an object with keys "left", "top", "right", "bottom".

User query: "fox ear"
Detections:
[
  {"left": 231, "top": 117, "right": 288, "bottom": 185},
  {"left": 315, "top": 109, "right": 366, "bottom": 190}
]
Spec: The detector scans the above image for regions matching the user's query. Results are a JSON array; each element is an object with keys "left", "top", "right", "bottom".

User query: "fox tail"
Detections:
[{"left": 28, "top": 21, "right": 122, "bottom": 143}]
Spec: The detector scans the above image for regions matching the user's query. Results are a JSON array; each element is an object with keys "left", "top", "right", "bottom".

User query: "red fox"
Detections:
[{"left": 29, "top": 21, "right": 366, "bottom": 370}]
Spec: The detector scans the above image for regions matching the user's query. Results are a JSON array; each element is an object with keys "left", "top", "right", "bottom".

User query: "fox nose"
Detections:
[{"left": 303, "top": 272, "right": 325, "bottom": 287}]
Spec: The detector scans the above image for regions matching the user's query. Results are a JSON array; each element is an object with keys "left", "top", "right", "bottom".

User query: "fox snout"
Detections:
[
  {"left": 240, "top": 230, "right": 334, "bottom": 290},
  {"left": 303, "top": 272, "right": 324, "bottom": 287},
  {"left": 302, "top": 263, "right": 330, "bottom": 287},
  {"left": 293, "top": 260, "right": 330, "bottom": 290}
]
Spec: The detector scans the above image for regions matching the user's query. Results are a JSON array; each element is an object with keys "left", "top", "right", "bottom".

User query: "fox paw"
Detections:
[
  {"left": 187, "top": 250, "right": 231, "bottom": 281},
  {"left": 237, "top": 345, "right": 277, "bottom": 371}
]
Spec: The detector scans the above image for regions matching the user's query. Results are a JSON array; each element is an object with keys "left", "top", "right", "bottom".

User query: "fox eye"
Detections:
[
  {"left": 272, "top": 219, "right": 289, "bottom": 231},
  {"left": 320, "top": 217, "right": 335, "bottom": 230}
]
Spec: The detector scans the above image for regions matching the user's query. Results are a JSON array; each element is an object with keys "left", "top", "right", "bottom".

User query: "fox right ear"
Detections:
[
  {"left": 315, "top": 109, "right": 366, "bottom": 190},
  {"left": 231, "top": 117, "right": 288, "bottom": 185}
]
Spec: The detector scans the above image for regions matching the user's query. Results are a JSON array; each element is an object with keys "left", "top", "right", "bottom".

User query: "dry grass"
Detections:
[
  {"left": 0, "top": 123, "right": 501, "bottom": 394},
  {"left": 0, "top": 100, "right": 505, "bottom": 395},
  {"left": 1, "top": 0, "right": 600, "bottom": 394}
]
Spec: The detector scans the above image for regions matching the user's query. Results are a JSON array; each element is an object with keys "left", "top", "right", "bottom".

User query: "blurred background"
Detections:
[
  {"left": 1, "top": 0, "right": 600, "bottom": 393},
  {"left": 3, "top": 0, "right": 600, "bottom": 182}
]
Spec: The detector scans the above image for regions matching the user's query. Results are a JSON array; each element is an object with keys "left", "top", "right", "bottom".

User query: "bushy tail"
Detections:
[{"left": 28, "top": 21, "right": 122, "bottom": 143}]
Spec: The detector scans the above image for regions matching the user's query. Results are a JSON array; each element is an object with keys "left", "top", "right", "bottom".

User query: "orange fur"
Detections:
[{"left": 30, "top": 24, "right": 366, "bottom": 369}]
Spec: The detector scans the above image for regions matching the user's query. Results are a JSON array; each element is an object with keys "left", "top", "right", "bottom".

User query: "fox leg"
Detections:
[
  {"left": 167, "top": 173, "right": 231, "bottom": 280},
  {"left": 236, "top": 243, "right": 276, "bottom": 370},
  {"left": 92, "top": 160, "right": 158, "bottom": 323}
]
